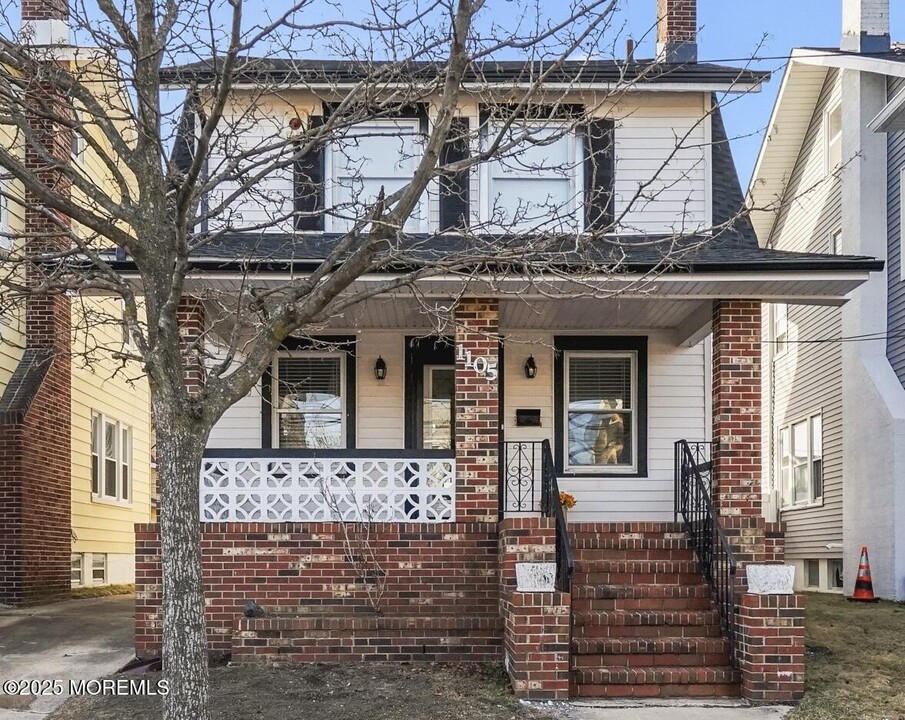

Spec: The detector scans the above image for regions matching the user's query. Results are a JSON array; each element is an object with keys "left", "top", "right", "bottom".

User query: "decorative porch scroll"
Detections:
[{"left": 200, "top": 457, "right": 455, "bottom": 523}]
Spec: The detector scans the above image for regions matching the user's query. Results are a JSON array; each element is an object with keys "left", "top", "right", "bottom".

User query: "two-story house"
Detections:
[
  {"left": 129, "top": 0, "right": 880, "bottom": 702},
  {"left": 0, "top": 16, "right": 154, "bottom": 605},
  {"left": 749, "top": 0, "right": 905, "bottom": 600}
]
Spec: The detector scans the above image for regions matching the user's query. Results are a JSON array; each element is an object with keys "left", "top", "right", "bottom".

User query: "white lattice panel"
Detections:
[{"left": 200, "top": 456, "right": 456, "bottom": 523}]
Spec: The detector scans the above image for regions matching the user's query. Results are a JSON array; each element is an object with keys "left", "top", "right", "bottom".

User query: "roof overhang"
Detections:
[{"left": 111, "top": 267, "right": 876, "bottom": 306}]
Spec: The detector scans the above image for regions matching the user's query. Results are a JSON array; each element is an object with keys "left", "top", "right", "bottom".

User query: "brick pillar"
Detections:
[
  {"left": 0, "top": 12, "right": 73, "bottom": 605},
  {"left": 711, "top": 299, "right": 765, "bottom": 571},
  {"left": 454, "top": 299, "right": 499, "bottom": 523},
  {"left": 499, "top": 518, "right": 571, "bottom": 700},
  {"left": 737, "top": 593, "right": 806, "bottom": 704},
  {"left": 177, "top": 297, "right": 205, "bottom": 394}
]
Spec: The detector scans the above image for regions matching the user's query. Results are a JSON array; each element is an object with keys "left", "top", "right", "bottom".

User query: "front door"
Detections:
[{"left": 405, "top": 336, "right": 455, "bottom": 449}]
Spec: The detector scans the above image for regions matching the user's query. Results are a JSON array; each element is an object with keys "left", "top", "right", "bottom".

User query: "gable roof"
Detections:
[
  {"left": 748, "top": 45, "right": 905, "bottom": 244},
  {"left": 159, "top": 58, "right": 768, "bottom": 92}
]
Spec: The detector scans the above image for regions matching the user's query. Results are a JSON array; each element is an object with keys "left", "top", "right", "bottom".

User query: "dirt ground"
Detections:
[
  {"left": 788, "top": 593, "right": 905, "bottom": 720},
  {"left": 47, "top": 663, "right": 554, "bottom": 720}
]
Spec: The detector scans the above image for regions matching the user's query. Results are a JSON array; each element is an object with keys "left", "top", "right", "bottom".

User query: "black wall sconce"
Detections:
[
  {"left": 374, "top": 356, "right": 387, "bottom": 381},
  {"left": 524, "top": 355, "right": 537, "bottom": 379}
]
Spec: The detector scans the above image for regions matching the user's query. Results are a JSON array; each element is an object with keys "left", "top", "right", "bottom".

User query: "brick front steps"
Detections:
[
  {"left": 569, "top": 523, "right": 739, "bottom": 699},
  {"left": 232, "top": 614, "right": 503, "bottom": 663}
]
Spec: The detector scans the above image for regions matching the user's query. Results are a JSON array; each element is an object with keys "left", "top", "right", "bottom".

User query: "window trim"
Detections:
[
  {"left": 261, "top": 336, "right": 356, "bottom": 449},
  {"left": 777, "top": 412, "right": 824, "bottom": 509},
  {"left": 830, "top": 227, "right": 842, "bottom": 256},
  {"left": 825, "top": 103, "right": 842, "bottom": 173},
  {"left": 90, "top": 412, "right": 132, "bottom": 505},
  {"left": 553, "top": 336, "right": 648, "bottom": 478},
  {"left": 478, "top": 121, "right": 585, "bottom": 233},
  {"left": 324, "top": 118, "right": 429, "bottom": 234}
]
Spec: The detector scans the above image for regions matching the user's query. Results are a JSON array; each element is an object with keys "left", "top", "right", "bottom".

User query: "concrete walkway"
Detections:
[
  {"left": 554, "top": 699, "right": 792, "bottom": 720},
  {"left": 0, "top": 595, "right": 135, "bottom": 719}
]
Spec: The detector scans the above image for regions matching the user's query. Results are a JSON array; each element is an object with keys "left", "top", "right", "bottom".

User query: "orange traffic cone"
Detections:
[{"left": 850, "top": 546, "right": 878, "bottom": 602}]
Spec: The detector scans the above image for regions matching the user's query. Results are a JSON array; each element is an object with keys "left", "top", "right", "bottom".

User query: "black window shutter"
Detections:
[
  {"left": 294, "top": 115, "right": 325, "bottom": 231},
  {"left": 439, "top": 117, "right": 471, "bottom": 231},
  {"left": 584, "top": 118, "right": 615, "bottom": 232}
]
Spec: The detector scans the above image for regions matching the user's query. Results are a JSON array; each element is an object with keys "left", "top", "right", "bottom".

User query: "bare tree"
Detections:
[{"left": 0, "top": 0, "right": 764, "bottom": 717}]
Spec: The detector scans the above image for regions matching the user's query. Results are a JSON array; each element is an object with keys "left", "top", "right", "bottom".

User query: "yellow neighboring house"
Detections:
[{"left": 0, "top": 48, "right": 152, "bottom": 604}]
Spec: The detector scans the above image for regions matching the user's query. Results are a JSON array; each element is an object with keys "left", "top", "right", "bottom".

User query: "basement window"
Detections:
[
  {"left": 71, "top": 554, "right": 83, "bottom": 586},
  {"left": 91, "top": 554, "right": 107, "bottom": 585},
  {"left": 829, "top": 559, "right": 844, "bottom": 590},
  {"left": 805, "top": 559, "right": 820, "bottom": 588}
]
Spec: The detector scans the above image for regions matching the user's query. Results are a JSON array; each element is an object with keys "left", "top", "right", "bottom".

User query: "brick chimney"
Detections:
[
  {"left": 20, "top": 0, "right": 69, "bottom": 44},
  {"left": 842, "top": 0, "right": 890, "bottom": 53},
  {"left": 656, "top": 0, "right": 697, "bottom": 64},
  {"left": 0, "top": 0, "right": 73, "bottom": 606}
]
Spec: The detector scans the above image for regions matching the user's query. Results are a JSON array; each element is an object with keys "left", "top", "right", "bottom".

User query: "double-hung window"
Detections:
[
  {"left": 327, "top": 119, "right": 427, "bottom": 233},
  {"left": 480, "top": 123, "right": 582, "bottom": 233},
  {"left": 778, "top": 414, "right": 823, "bottom": 506},
  {"left": 564, "top": 351, "right": 637, "bottom": 472},
  {"left": 91, "top": 412, "right": 132, "bottom": 502},
  {"left": 273, "top": 353, "right": 345, "bottom": 449}
]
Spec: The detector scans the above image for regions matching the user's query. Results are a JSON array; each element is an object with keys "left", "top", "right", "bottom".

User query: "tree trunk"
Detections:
[{"left": 155, "top": 402, "right": 211, "bottom": 720}]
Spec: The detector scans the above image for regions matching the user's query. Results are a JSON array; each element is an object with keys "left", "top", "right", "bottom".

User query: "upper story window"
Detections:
[
  {"left": 830, "top": 228, "right": 842, "bottom": 255},
  {"left": 771, "top": 303, "right": 789, "bottom": 354},
  {"left": 91, "top": 412, "right": 132, "bottom": 503},
  {"left": 0, "top": 180, "right": 10, "bottom": 253},
  {"left": 273, "top": 353, "right": 345, "bottom": 449},
  {"left": 326, "top": 119, "right": 427, "bottom": 233},
  {"left": 825, "top": 103, "right": 842, "bottom": 172},
  {"left": 479, "top": 124, "right": 583, "bottom": 233},
  {"left": 778, "top": 413, "right": 823, "bottom": 507}
]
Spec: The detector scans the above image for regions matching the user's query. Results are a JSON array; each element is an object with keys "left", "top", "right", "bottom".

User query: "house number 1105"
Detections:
[{"left": 457, "top": 345, "right": 499, "bottom": 381}]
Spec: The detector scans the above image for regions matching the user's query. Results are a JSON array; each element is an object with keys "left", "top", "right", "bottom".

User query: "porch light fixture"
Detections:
[
  {"left": 374, "top": 356, "right": 387, "bottom": 381},
  {"left": 524, "top": 355, "right": 537, "bottom": 379}
]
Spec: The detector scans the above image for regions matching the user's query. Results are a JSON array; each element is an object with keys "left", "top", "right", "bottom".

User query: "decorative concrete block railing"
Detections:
[{"left": 199, "top": 450, "right": 455, "bottom": 523}]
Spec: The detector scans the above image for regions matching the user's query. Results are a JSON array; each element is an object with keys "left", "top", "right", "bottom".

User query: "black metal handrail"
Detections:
[
  {"left": 539, "top": 440, "right": 574, "bottom": 593},
  {"left": 674, "top": 439, "right": 738, "bottom": 667}
]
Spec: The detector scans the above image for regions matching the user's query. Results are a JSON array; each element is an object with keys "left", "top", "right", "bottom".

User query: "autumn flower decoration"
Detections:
[{"left": 559, "top": 492, "right": 577, "bottom": 510}]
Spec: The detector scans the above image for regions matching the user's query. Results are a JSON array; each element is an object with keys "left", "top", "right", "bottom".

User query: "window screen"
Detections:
[
  {"left": 566, "top": 353, "right": 634, "bottom": 469},
  {"left": 275, "top": 355, "right": 344, "bottom": 449}
]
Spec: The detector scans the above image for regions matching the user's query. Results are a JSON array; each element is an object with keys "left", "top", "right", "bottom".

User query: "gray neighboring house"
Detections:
[{"left": 749, "top": 0, "right": 905, "bottom": 600}]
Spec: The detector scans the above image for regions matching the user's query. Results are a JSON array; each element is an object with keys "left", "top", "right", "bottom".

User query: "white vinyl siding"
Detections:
[
  {"left": 612, "top": 95, "right": 708, "bottom": 234},
  {"left": 326, "top": 119, "right": 427, "bottom": 233},
  {"left": 763, "top": 69, "right": 843, "bottom": 561},
  {"left": 479, "top": 123, "right": 582, "bottom": 233}
]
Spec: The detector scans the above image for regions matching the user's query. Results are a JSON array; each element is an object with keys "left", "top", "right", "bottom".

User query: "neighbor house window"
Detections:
[
  {"left": 564, "top": 351, "right": 637, "bottom": 472},
  {"left": 71, "top": 554, "right": 83, "bottom": 586},
  {"left": 91, "top": 553, "right": 107, "bottom": 584},
  {"left": 327, "top": 119, "right": 427, "bottom": 233},
  {"left": 829, "top": 559, "right": 844, "bottom": 590},
  {"left": 0, "top": 180, "right": 9, "bottom": 252},
  {"left": 91, "top": 412, "right": 132, "bottom": 502},
  {"left": 771, "top": 303, "right": 788, "bottom": 354},
  {"left": 830, "top": 228, "right": 842, "bottom": 255},
  {"left": 805, "top": 559, "right": 820, "bottom": 588},
  {"left": 778, "top": 413, "right": 823, "bottom": 506},
  {"left": 825, "top": 104, "right": 842, "bottom": 172},
  {"left": 273, "top": 353, "right": 344, "bottom": 449},
  {"left": 480, "top": 123, "right": 582, "bottom": 233}
]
